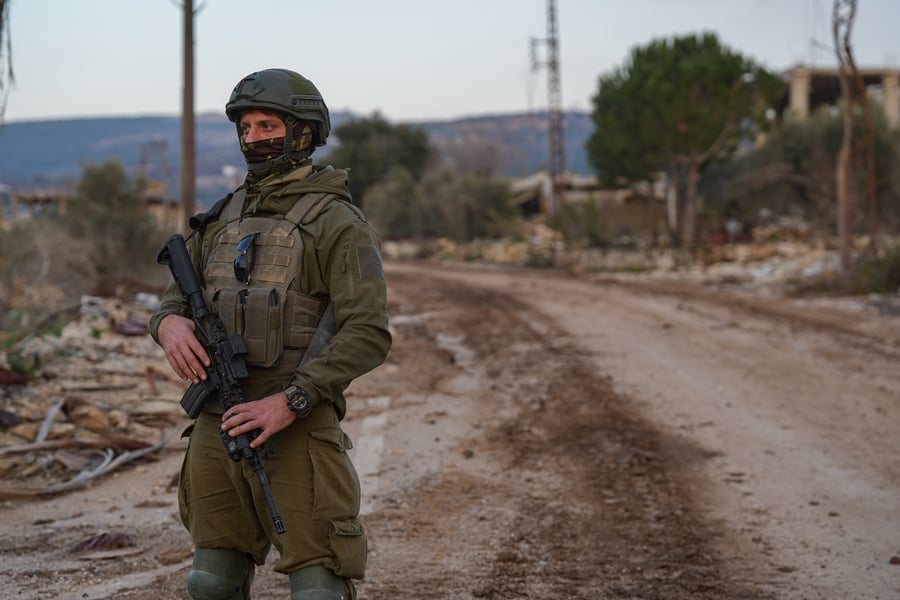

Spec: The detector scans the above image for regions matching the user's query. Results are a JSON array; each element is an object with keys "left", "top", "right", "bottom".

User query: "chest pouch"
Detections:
[
  {"left": 201, "top": 287, "right": 283, "bottom": 368},
  {"left": 240, "top": 287, "right": 283, "bottom": 368},
  {"left": 201, "top": 189, "right": 336, "bottom": 369}
]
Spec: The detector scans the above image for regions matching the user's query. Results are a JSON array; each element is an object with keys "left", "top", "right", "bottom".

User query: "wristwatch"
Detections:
[{"left": 284, "top": 385, "right": 313, "bottom": 418}]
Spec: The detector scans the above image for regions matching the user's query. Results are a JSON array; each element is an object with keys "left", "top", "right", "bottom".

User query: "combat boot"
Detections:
[{"left": 289, "top": 565, "right": 348, "bottom": 600}]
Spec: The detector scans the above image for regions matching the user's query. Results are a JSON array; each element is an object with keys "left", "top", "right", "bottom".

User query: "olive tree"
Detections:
[
  {"left": 65, "top": 160, "right": 165, "bottom": 294},
  {"left": 327, "top": 113, "right": 433, "bottom": 209}
]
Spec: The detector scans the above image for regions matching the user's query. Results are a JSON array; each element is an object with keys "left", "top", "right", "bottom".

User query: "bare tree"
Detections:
[{"left": 0, "top": 0, "right": 14, "bottom": 121}]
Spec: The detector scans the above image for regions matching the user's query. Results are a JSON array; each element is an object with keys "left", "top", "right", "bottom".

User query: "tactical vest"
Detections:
[{"left": 202, "top": 188, "right": 333, "bottom": 375}]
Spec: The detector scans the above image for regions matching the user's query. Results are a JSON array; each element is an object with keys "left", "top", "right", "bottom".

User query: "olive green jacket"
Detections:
[{"left": 149, "top": 164, "right": 391, "bottom": 420}]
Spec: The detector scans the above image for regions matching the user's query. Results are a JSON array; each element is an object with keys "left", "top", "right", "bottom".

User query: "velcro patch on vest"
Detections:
[{"left": 356, "top": 245, "right": 383, "bottom": 279}]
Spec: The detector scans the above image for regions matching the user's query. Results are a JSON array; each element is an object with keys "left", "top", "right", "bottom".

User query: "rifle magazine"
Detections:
[{"left": 181, "top": 381, "right": 212, "bottom": 419}]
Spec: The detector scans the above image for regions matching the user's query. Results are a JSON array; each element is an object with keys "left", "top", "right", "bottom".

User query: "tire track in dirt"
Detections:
[
  {"left": 355, "top": 269, "right": 773, "bottom": 599},
  {"left": 390, "top": 262, "right": 900, "bottom": 599}
]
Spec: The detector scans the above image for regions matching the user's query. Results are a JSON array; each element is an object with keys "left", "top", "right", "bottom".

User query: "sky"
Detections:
[{"left": 3, "top": 0, "right": 899, "bottom": 124}]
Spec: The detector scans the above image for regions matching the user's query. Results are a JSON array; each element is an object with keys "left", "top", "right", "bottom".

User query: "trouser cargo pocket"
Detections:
[{"left": 326, "top": 518, "right": 367, "bottom": 579}]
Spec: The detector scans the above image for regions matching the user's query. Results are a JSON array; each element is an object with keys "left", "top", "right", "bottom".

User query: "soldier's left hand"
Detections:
[{"left": 221, "top": 392, "right": 296, "bottom": 448}]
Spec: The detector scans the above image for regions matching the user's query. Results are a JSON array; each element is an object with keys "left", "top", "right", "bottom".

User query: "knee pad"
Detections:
[
  {"left": 187, "top": 547, "right": 254, "bottom": 600},
  {"left": 289, "top": 565, "right": 348, "bottom": 600}
]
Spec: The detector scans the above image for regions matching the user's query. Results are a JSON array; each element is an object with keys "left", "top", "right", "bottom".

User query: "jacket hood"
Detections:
[{"left": 254, "top": 164, "right": 353, "bottom": 214}]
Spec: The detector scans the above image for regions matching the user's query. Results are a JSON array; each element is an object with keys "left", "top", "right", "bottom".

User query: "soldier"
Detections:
[{"left": 149, "top": 68, "right": 391, "bottom": 600}]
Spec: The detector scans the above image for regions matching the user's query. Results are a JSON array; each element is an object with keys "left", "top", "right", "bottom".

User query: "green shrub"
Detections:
[{"left": 849, "top": 245, "right": 900, "bottom": 294}]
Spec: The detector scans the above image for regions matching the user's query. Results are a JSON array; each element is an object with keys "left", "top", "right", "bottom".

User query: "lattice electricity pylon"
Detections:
[{"left": 530, "top": 0, "right": 566, "bottom": 216}]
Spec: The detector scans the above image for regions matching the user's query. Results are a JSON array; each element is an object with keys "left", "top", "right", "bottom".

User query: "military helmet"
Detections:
[{"left": 225, "top": 68, "right": 330, "bottom": 147}]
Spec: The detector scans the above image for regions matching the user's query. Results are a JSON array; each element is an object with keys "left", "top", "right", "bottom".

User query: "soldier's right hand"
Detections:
[{"left": 157, "top": 314, "right": 211, "bottom": 384}]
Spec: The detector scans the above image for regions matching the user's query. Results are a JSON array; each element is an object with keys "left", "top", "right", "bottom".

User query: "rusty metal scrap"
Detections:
[{"left": 73, "top": 531, "right": 136, "bottom": 553}]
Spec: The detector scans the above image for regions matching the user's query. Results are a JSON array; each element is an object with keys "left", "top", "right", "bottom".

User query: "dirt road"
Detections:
[{"left": 3, "top": 260, "right": 899, "bottom": 599}]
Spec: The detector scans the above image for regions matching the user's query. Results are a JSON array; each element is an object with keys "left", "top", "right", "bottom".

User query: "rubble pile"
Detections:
[
  {"left": 0, "top": 295, "right": 187, "bottom": 499},
  {"left": 386, "top": 233, "right": 900, "bottom": 297}
]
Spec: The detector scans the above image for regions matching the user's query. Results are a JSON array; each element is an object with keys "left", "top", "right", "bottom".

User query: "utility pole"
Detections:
[
  {"left": 531, "top": 0, "right": 566, "bottom": 216},
  {"left": 178, "top": 0, "right": 197, "bottom": 234}
]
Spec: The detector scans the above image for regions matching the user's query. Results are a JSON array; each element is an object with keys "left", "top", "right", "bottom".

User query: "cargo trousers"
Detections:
[{"left": 178, "top": 401, "right": 368, "bottom": 578}]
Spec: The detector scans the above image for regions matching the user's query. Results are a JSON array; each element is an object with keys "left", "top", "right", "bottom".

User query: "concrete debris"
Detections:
[
  {"left": 0, "top": 294, "right": 186, "bottom": 498},
  {"left": 384, "top": 234, "right": 900, "bottom": 297}
]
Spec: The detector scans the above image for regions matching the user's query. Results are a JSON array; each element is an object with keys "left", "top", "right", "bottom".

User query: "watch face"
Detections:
[{"left": 289, "top": 390, "right": 310, "bottom": 414}]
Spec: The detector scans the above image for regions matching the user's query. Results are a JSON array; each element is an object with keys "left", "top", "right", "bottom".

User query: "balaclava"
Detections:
[{"left": 240, "top": 112, "right": 314, "bottom": 185}]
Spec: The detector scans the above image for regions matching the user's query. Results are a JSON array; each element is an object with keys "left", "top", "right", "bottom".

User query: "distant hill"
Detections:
[
  {"left": 0, "top": 110, "right": 595, "bottom": 209},
  {"left": 420, "top": 111, "right": 593, "bottom": 178}
]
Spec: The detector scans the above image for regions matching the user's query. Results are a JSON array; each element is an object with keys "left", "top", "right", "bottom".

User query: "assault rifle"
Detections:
[{"left": 157, "top": 234, "right": 286, "bottom": 534}]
